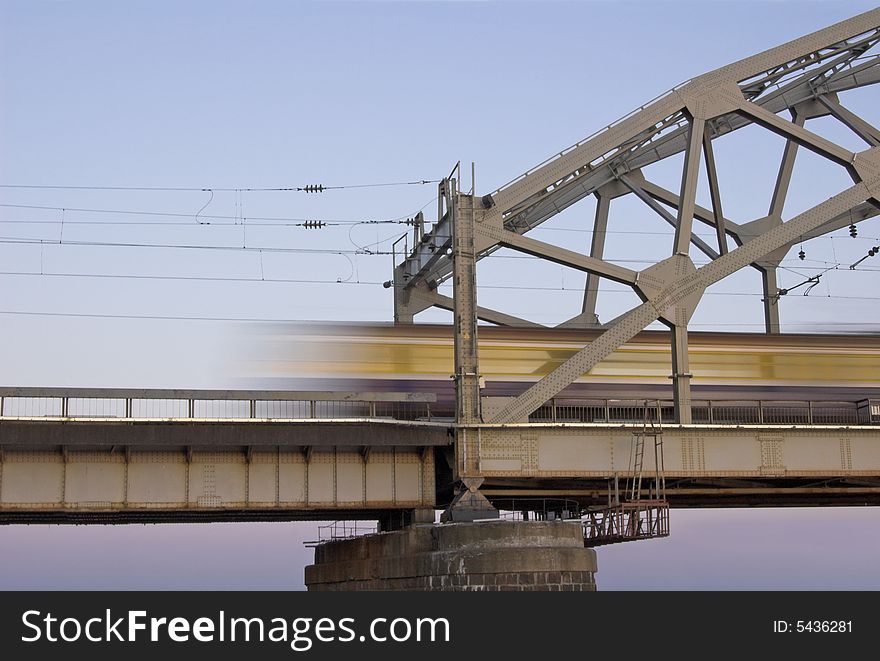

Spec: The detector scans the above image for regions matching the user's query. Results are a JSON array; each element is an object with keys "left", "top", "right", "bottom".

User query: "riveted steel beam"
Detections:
[
  {"left": 426, "top": 290, "right": 543, "bottom": 328},
  {"left": 701, "top": 132, "right": 728, "bottom": 255},
  {"left": 619, "top": 173, "right": 719, "bottom": 260},
  {"left": 639, "top": 178, "right": 742, "bottom": 238},
  {"left": 817, "top": 95, "right": 880, "bottom": 146},
  {"left": 769, "top": 111, "right": 806, "bottom": 219},
  {"left": 397, "top": 11, "right": 880, "bottom": 296},
  {"left": 580, "top": 193, "right": 611, "bottom": 327},
  {"left": 402, "top": 52, "right": 880, "bottom": 292},
  {"left": 490, "top": 176, "right": 877, "bottom": 423},
  {"left": 391, "top": 11, "right": 880, "bottom": 432},
  {"left": 735, "top": 99, "right": 856, "bottom": 171},
  {"left": 451, "top": 187, "right": 482, "bottom": 426},
  {"left": 488, "top": 229, "right": 639, "bottom": 286},
  {"left": 802, "top": 200, "right": 879, "bottom": 239}
]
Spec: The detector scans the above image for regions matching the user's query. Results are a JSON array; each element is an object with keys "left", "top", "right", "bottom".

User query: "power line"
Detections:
[
  {"left": 657, "top": 322, "right": 880, "bottom": 328},
  {"left": 0, "top": 310, "right": 359, "bottom": 323},
  {"left": 1, "top": 235, "right": 874, "bottom": 272},
  {"left": 0, "top": 307, "right": 875, "bottom": 329},
  {"left": 0, "top": 180, "right": 439, "bottom": 193},
  {"left": 482, "top": 253, "right": 880, "bottom": 270},
  {"left": 0, "top": 237, "right": 874, "bottom": 272},
  {"left": 2, "top": 212, "right": 876, "bottom": 240},
  {"left": 0, "top": 237, "right": 678, "bottom": 263},
  {"left": 321, "top": 180, "right": 440, "bottom": 191},
  {"left": 0, "top": 271, "right": 384, "bottom": 286},
  {"left": 0, "top": 203, "right": 413, "bottom": 225},
  {"left": 0, "top": 237, "right": 392, "bottom": 255},
  {"left": 472, "top": 283, "right": 880, "bottom": 300},
  {"left": 3, "top": 270, "right": 880, "bottom": 302},
  {"left": 0, "top": 218, "right": 361, "bottom": 227},
  {"left": 530, "top": 225, "right": 880, "bottom": 241},
  {"left": 480, "top": 253, "right": 880, "bottom": 272},
  {"left": 2, "top": 205, "right": 876, "bottom": 244}
]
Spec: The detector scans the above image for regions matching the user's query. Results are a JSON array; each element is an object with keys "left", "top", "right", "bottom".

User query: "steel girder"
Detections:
[
  {"left": 397, "top": 9, "right": 880, "bottom": 291},
  {"left": 394, "top": 9, "right": 880, "bottom": 424}
]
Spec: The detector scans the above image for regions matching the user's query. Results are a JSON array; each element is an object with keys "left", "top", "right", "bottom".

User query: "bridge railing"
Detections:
[
  {"left": 2, "top": 390, "right": 876, "bottom": 426},
  {"left": 0, "top": 388, "right": 438, "bottom": 422},
  {"left": 531, "top": 398, "right": 875, "bottom": 425},
  {"left": 492, "top": 498, "right": 583, "bottom": 521},
  {"left": 583, "top": 500, "right": 671, "bottom": 547}
]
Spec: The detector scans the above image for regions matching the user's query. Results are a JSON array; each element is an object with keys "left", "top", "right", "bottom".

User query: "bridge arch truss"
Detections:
[{"left": 393, "top": 8, "right": 880, "bottom": 426}]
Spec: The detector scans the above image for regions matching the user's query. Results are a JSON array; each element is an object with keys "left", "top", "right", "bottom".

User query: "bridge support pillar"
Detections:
[
  {"left": 446, "top": 177, "right": 499, "bottom": 523},
  {"left": 377, "top": 507, "right": 436, "bottom": 532},
  {"left": 305, "top": 521, "right": 598, "bottom": 591}
]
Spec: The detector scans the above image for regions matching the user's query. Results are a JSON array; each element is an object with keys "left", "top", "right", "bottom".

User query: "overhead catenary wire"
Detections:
[
  {"left": 2, "top": 211, "right": 877, "bottom": 241},
  {"left": 0, "top": 190, "right": 876, "bottom": 327},
  {"left": 0, "top": 307, "right": 875, "bottom": 329},
  {"left": 0, "top": 236, "right": 788, "bottom": 265},
  {"left": 0, "top": 271, "right": 385, "bottom": 286},
  {"left": 1, "top": 235, "right": 878, "bottom": 273},
  {"left": 0, "top": 203, "right": 421, "bottom": 226},
  {"left": 0, "top": 236, "right": 392, "bottom": 255},
  {"left": 0, "top": 179, "right": 439, "bottom": 192},
  {"left": 0, "top": 310, "right": 393, "bottom": 323},
  {"left": 2, "top": 270, "right": 880, "bottom": 300}
]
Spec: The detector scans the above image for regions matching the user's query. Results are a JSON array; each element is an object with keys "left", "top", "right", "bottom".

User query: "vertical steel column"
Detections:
[
  {"left": 392, "top": 265, "right": 415, "bottom": 324},
  {"left": 673, "top": 116, "right": 705, "bottom": 256},
  {"left": 669, "top": 115, "right": 703, "bottom": 424},
  {"left": 581, "top": 192, "right": 610, "bottom": 325},
  {"left": 769, "top": 112, "right": 804, "bottom": 219},
  {"left": 701, "top": 131, "right": 728, "bottom": 256},
  {"left": 761, "top": 267, "right": 782, "bottom": 334},
  {"left": 671, "top": 324, "right": 693, "bottom": 424},
  {"left": 411, "top": 211, "right": 423, "bottom": 249},
  {"left": 451, "top": 181, "right": 481, "bottom": 427},
  {"left": 760, "top": 111, "right": 804, "bottom": 335},
  {"left": 442, "top": 176, "right": 498, "bottom": 523}
]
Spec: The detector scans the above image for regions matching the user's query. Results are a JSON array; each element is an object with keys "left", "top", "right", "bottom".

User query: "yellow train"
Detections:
[{"left": 244, "top": 324, "right": 880, "bottom": 399}]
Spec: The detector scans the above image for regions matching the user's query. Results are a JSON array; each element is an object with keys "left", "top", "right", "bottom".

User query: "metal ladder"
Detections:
[
  {"left": 628, "top": 424, "right": 646, "bottom": 501},
  {"left": 627, "top": 400, "right": 665, "bottom": 502},
  {"left": 583, "top": 400, "right": 671, "bottom": 547}
]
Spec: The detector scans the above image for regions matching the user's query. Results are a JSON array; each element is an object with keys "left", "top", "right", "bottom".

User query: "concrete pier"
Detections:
[{"left": 305, "top": 521, "right": 598, "bottom": 591}]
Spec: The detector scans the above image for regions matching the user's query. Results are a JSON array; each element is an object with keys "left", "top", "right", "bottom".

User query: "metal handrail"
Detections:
[
  {"left": 0, "top": 388, "right": 437, "bottom": 422},
  {"left": 0, "top": 387, "right": 435, "bottom": 402}
]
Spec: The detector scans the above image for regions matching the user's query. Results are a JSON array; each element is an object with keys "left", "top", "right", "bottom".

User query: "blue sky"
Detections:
[{"left": 1, "top": 0, "right": 879, "bottom": 590}]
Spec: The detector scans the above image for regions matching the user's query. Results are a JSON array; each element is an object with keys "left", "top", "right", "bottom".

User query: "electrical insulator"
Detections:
[
  {"left": 302, "top": 184, "right": 325, "bottom": 193},
  {"left": 849, "top": 223, "right": 857, "bottom": 238},
  {"left": 302, "top": 220, "right": 326, "bottom": 229},
  {"left": 870, "top": 246, "right": 879, "bottom": 256},
  {"left": 798, "top": 249, "right": 805, "bottom": 260}
]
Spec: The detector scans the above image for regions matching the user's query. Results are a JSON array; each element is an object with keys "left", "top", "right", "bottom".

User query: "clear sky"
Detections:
[{"left": 1, "top": 0, "right": 879, "bottom": 590}]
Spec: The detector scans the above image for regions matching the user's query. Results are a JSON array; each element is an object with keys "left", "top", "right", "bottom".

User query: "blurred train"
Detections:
[{"left": 239, "top": 323, "right": 880, "bottom": 406}]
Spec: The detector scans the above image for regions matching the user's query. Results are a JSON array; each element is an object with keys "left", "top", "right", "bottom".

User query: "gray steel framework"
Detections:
[{"left": 393, "top": 8, "right": 880, "bottom": 426}]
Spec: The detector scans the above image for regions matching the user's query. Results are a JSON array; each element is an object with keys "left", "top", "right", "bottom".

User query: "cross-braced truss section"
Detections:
[{"left": 393, "top": 8, "right": 880, "bottom": 425}]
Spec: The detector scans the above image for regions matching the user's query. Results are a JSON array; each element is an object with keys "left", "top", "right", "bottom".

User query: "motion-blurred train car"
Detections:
[{"left": 241, "top": 323, "right": 880, "bottom": 410}]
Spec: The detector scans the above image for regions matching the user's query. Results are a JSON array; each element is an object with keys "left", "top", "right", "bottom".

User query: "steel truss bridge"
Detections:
[{"left": 3, "top": 9, "right": 880, "bottom": 536}]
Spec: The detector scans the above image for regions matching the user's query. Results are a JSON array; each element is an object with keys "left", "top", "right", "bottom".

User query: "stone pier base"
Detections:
[{"left": 305, "top": 521, "right": 598, "bottom": 591}]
